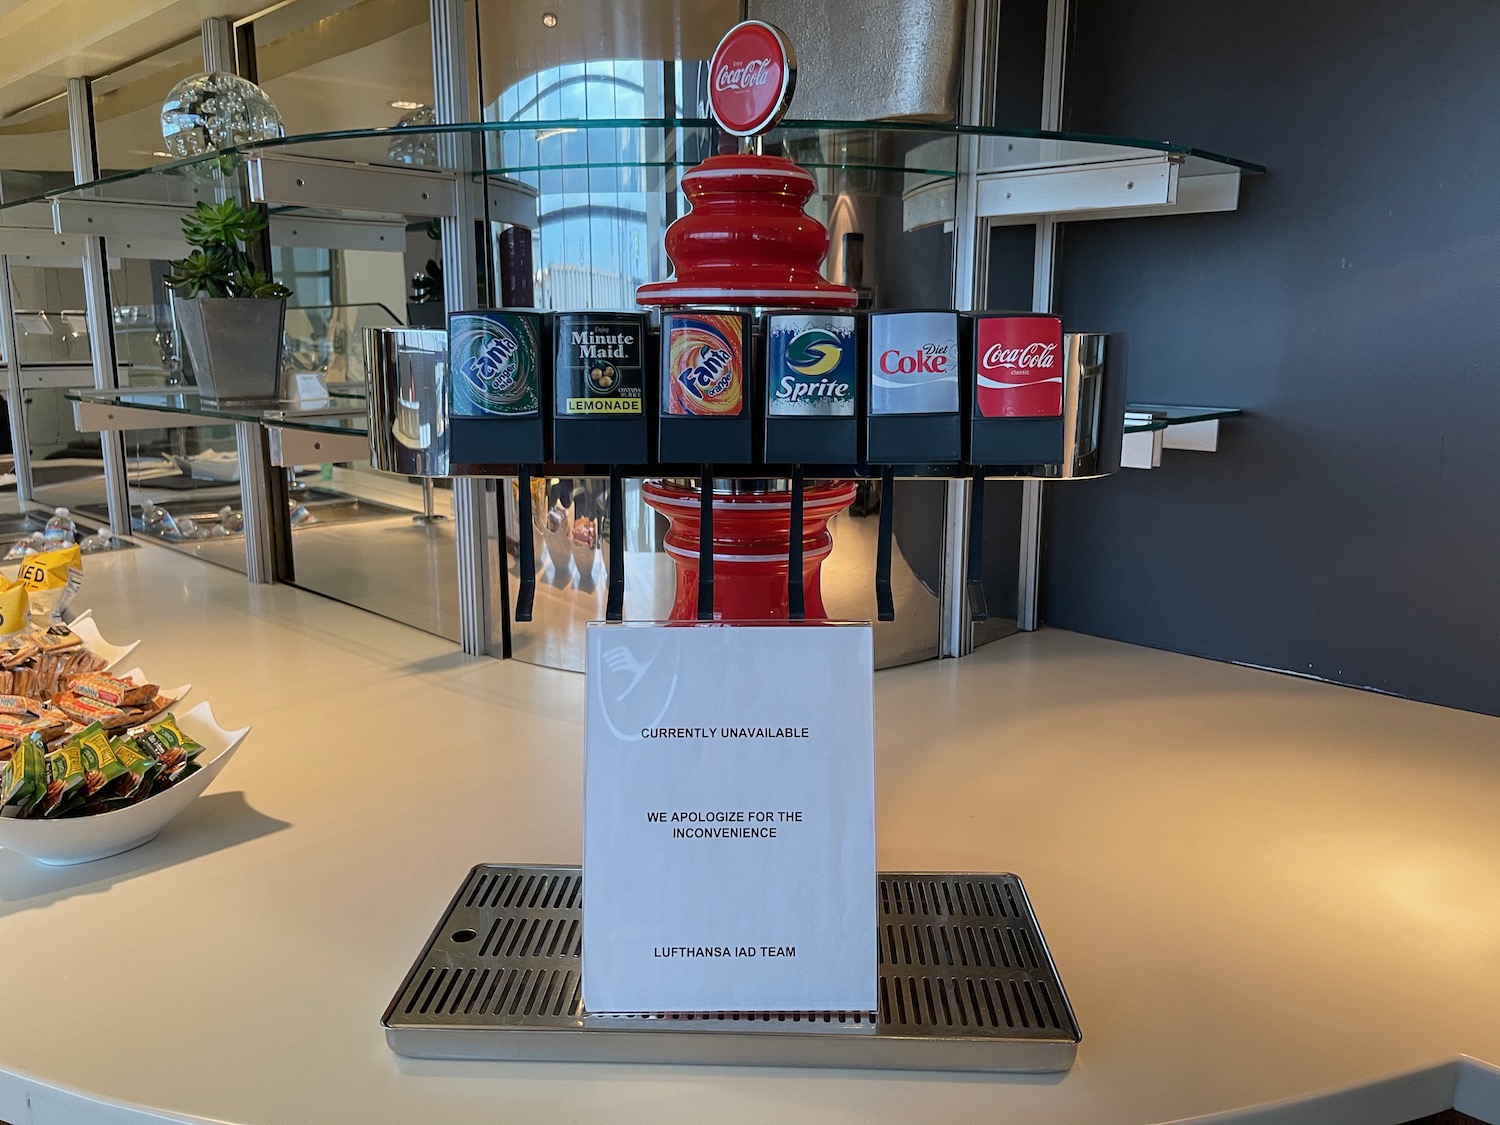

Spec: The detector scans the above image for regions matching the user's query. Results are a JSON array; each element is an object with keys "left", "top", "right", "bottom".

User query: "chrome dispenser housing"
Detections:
[
  {"left": 988, "top": 332, "right": 1124, "bottom": 481},
  {"left": 365, "top": 327, "right": 449, "bottom": 477}
]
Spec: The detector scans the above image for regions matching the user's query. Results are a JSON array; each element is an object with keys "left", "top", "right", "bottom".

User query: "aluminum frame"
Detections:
[
  {"left": 1015, "top": 0, "right": 1072, "bottom": 634},
  {"left": 430, "top": 0, "right": 499, "bottom": 659},
  {"left": 67, "top": 78, "right": 133, "bottom": 537},
  {"left": 0, "top": 255, "right": 34, "bottom": 506},
  {"left": 939, "top": 0, "right": 1002, "bottom": 659}
]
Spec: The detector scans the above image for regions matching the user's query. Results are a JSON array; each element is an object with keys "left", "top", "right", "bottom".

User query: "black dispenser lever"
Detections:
[
  {"left": 966, "top": 468, "right": 989, "bottom": 622},
  {"left": 606, "top": 466, "right": 625, "bottom": 622},
  {"left": 697, "top": 467, "right": 714, "bottom": 621},
  {"left": 788, "top": 466, "right": 805, "bottom": 620},
  {"left": 516, "top": 467, "right": 537, "bottom": 622},
  {"left": 875, "top": 466, "right": 895, "bottom": 622}
]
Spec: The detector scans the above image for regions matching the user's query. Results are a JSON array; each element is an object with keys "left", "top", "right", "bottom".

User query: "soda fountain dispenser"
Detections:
[
  {"left": 376, "top": 17, "right": 1129, "bottom": 653},
  {"left": 637, "top": 19, "right": 857, "bottom": 621}
]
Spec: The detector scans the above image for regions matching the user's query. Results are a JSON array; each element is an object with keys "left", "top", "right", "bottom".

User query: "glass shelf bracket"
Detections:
[{"left": 905, "top": 139, "right": 1257, "bottom": 230}]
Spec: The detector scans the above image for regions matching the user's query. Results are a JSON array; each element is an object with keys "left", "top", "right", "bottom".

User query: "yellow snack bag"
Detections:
[
  {"left": 0, "top": 584, "right": 28, "bottom": 638},
  {"left": 16, "top": 545, "right": 82, "bottom": 621}
]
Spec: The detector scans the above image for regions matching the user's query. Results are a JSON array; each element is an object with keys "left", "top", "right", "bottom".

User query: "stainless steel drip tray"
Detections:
[{"left": 382, "top": 866, "right": 1080, "bottom": 1072}]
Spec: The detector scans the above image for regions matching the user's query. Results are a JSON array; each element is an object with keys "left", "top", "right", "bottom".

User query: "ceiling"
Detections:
[
  {"left": 0, "top": 0, "right": 437, "bottom": 176},
  {"left": 0, "top": 0, "right": 261, "bottom": 119}
]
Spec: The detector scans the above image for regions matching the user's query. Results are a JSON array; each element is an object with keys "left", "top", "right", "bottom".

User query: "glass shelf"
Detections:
[
  {"left": 66, "top": 387, "right": 368, "bottom": 436},
  {"left": 1123, "top": 405, "right": 1243, "bottom": 433},
  {"left": 69, "top": 387, "right": 1239, "bottom": 446},
  {"left": 0, "top": 118, "right": 1263, "bottom": 213}
]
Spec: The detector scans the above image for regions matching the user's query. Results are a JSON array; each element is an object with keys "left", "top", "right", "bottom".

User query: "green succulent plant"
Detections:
[{"left": 165, "top": 200, "right": 291, "bottom": 300}]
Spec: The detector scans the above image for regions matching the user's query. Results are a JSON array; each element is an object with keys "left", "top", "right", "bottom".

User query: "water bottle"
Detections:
[
  {"left": 143, "top": 504, "right": 180, "bottom": 540},
  {"left": 43, "top": 508, "right": 76, "bottom": 546},
  {"left": 79, "top": 527, "right": 115, "bottom": 553}
]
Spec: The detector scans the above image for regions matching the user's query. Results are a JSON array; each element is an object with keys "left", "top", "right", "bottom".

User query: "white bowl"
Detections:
[
  {"left": 0, "top": 700, "right": 250, "bottom": 865},
  {"left": 68, "top": 614, "right": 139, "bottom": 671},
  {"left": 118, "top": 668, "right": 191, "bottom": 713}
]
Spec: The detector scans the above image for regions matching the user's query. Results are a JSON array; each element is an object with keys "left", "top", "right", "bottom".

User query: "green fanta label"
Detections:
[{"left": 450, "top": 311, "right": 540, "bottom": 417}]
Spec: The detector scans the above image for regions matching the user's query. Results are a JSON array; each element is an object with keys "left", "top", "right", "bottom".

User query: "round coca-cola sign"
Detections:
[{"left": 708, "top": 20, "right": 796, "bottom": 137}]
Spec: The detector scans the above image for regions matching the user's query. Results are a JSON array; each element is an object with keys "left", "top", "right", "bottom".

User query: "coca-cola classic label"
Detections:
[
  {"left": 868, "top": 311, "right": 959, "bottom": 416},
  {"left": 973, "top": 315, "right": 1063, "bottom": 418}
]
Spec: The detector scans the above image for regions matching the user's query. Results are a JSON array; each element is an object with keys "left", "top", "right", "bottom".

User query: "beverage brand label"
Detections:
[
  {"left": 449, "top": 311, "right": 539, "bottom": 417},
  {"left": 766, "top": 314, "right": 856, "bottom": 417},
  {"left": 974, "top": 315, "right": 1063, "bottom": 418},
  {"left": 867, "top": 311, "right": 959, "bottom": 416},
  {"left": 555, "top": 314, "right": 644, "bottom": 416},
  {"left": 664, "top": 313, "right": 744, "bottom": 417},
  {"left": 708, "top": 20, "right": 795, "bottom": 137}
]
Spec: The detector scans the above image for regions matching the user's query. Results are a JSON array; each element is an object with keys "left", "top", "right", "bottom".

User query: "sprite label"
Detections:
[
  {"left": 449, "top": 311, "right": 540, "bottom": 417},
  {"left": 766, "top": 314, "right": 857, "bottom": 418}
]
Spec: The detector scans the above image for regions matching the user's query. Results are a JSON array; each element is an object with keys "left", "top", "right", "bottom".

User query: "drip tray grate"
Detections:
[{"left": 382, "top": 865, "right": 1079, "bottom": 1072}]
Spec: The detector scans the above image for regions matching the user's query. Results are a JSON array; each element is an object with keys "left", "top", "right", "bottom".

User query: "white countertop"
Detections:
[{"left": 2, "top": 544, "right": 1498, "bottom": 1125}]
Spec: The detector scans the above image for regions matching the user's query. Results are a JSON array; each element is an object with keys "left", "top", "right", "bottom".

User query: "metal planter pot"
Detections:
[{"left": 175, "top": 295, "right": 286, "bottom": 402}]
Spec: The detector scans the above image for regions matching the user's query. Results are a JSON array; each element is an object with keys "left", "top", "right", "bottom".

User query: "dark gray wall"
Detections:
[{"left": 1045, "top": 0, "right": 1500, "bottom": 714}]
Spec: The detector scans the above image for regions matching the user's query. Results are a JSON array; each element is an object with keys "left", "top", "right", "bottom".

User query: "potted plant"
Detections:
[{"left": 165, "top": 199, "right": 291, "bottom": 402}]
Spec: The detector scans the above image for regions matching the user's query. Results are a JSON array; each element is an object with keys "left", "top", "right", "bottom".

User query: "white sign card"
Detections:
[{"left": 583, "top": 622, "right": 876, "bottom": 1014}]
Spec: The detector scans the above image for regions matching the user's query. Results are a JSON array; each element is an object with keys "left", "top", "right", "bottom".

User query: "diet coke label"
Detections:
[
  {"left": 708, "top": 21, "right": 795, "bottom": 136},
  {"left": 973, "top": 314, "right": 1063, "bottom": 418},
  {"left": 868, "top": 311, "right": 960, "bottom": 416}
]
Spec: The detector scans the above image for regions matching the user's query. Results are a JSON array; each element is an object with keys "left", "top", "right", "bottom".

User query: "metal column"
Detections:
[
  {"left": 194, "top": 17, "right": 289, "bottom": 584},
  {"left": 431, "top": 0, "right": 499, "bottom": 657},
  {"left": 941, "top": 0, "right": 1002, "bottom": 658},
  {"left": 67, "top": 78, "right": 133, "bottom": 536},
  {"left": 0, "top": 255, "right": 34, "bottom": 509},
  {"left": 1015, "top": 0, "right": 1071, "bottom": 632},
  {"left": 201, "top": 17, "right": 235, "bottom": 72}
]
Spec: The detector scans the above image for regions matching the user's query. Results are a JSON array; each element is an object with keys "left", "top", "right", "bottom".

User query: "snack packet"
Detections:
[
  {"left": 133, "top": 714, "right": 204, "bottom": 785},
  {"left": 0, "top": 694, "right": 37, "bottom": 717},
  {"left": 39, "top": 738, "right": 86, "bottom": 817},
  {"left": 72, "top": 723, "right": 129, "bottom": 799},
  {"left": 108, "top": 735, "right": 162, "bottom": 801},
  {"left": 70, "top": 673, "right": 157, "bottom": 708},
  {"left": 12, "top": 545, "right": 82, "bottom": 622},
  {"left": 0, "top": 584, "right": 28, "bottom": 638},
  {"left": 0, "top": 734, "right": 45, "bottom": 816},
  {"left": 53, "top": 692, "right": 129, "bottom": 729}
]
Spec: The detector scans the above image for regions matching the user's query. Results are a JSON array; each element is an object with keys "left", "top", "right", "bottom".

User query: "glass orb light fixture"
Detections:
[{"left": 160, "top": 71, "right": 285, "bottom": 159}]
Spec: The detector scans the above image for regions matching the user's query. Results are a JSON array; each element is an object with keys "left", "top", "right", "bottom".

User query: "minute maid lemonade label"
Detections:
[
  {"left": 449, "top": 311, "right": 539, "bottom": 417},
  {"left": 664, "top": 313, "right": 743, "bottom": 416},
  {"left": 767, "top": 314, "right": 856, "bottom": 418},
  {"left": 555, "top": 313, "right": 644, "bottom": 415}
]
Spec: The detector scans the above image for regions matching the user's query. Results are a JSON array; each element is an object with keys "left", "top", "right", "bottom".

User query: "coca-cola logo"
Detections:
[
  {"left": 973, "top": 316, "right": 1064, "bottom": 418},
  {"left": 715, "top": 58, "right": 774, "bottom": 91},
  {"left": 708, "top": 21, "right": 795, "bottom": 136},
  {"left": 982, "top": 341, "right": 1056, "bottom": 370}
]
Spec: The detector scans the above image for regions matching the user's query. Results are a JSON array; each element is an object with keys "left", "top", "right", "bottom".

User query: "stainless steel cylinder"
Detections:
[
  {"left": 1031, "top": 332, "right": 1123, "bottom": 480},
  {"left": 365, "top": 327, "right": 449, "bottom": 477}
]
